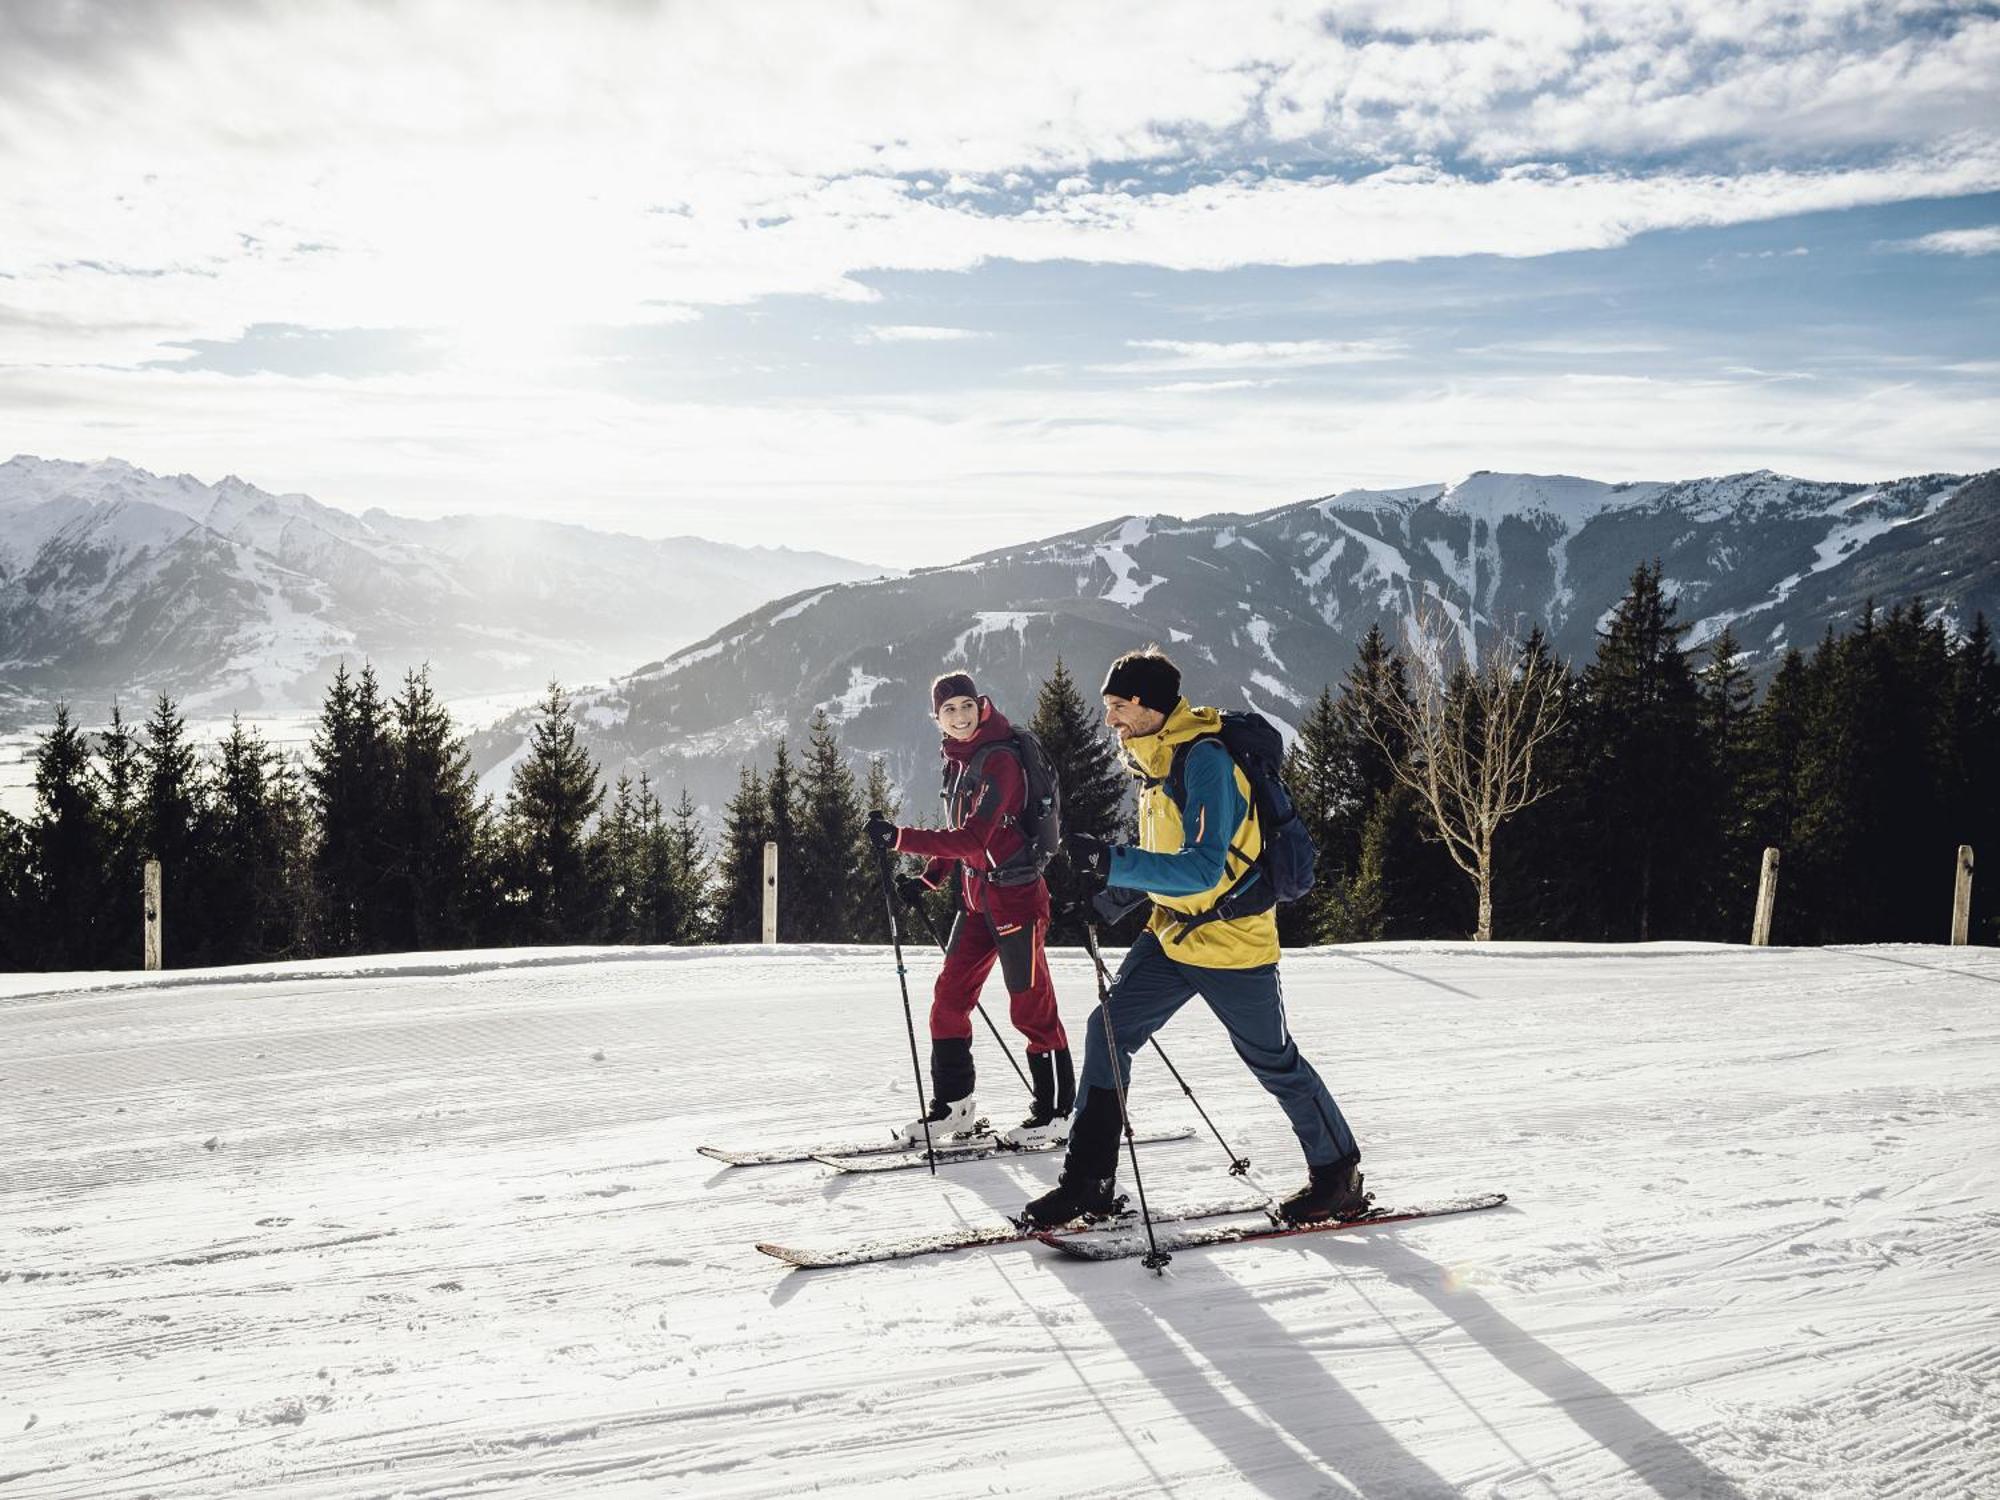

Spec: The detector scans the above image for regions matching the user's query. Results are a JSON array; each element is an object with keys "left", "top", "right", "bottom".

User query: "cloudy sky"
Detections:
[{"left": 3, "top": 0, "right": 1996, "bottom": 566}]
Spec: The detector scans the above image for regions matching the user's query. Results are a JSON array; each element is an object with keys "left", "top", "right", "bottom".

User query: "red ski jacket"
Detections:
[{"left": 893, "top": 699, "right": 1050, "bottom": 926}]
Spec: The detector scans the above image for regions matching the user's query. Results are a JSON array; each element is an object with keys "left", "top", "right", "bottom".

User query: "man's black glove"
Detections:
[
  {"left": 1064, "top": 831, "right": 1112, "bottom": 889},
  {"left": 894, "top": 874, "right": 931, "bottom": 909},
  {"left": 864, "top": 810, "right": 899, "bottom": 853}
]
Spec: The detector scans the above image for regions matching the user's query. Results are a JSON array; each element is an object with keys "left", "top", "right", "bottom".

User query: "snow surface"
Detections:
[
  {"left": 771, "top": 589, "right": 833, "bottom": 625},
  {"left": 1685, "top": 480, "right": 1967, "bottom": 649},
  {"left": 1096, "top": 517, "right": 1165, "bottom": 607},
  {"left": 1323, "top": 517, "right": 1414, "bottom": 613},
  {"left": 4, "top": 941, "right": 1999, "bottom": 1498},
  {"left": 946, "top": 611, "right": 1035, "bottom": 664},
  {"left": 818, "top": 665, "right": 890, "bottom": 725}
]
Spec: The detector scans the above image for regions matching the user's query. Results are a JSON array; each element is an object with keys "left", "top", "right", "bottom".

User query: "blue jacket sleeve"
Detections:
[{"left": 1110, "top": 741, "right": 1246, "bottom": 898}]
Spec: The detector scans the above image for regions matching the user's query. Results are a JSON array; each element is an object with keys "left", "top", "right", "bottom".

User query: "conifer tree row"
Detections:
[{"left": 4, "top": 585, "right": 1995, "bottom": 972}]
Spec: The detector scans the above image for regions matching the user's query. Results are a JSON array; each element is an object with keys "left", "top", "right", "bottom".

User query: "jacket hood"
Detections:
[{"left": 1119, "top": 698, "right": 1217, "bottom": 779}]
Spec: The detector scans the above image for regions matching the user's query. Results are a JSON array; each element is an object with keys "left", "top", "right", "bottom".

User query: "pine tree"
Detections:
[
  {"left": 139, "top": 695, "right": 209, "bottom": 965},
  {"left": 1488, "top": 628, "right": 1584, "bottom": 940},
  {"left": 28, "top": 703, "right": 111, "bottom": 969},
  {"left": 1946, "top": 614, "right": 2000, "bottom": 943},
  {"left": 1325, "top": 624, "right": 1468, "bottom": 940},
  {"left": 502, "top": 682, "right": 607, "bottom": 943},
  {"left": 387, "top": 666, "right": 485, "bottom": 951},
  {"left": 716, "top": 763, "right": 772, "bottom": 942},
  {"left": 1785, "top": 628, "right": 1852, "bottom": 944},
  {"left": 1877, "top": 599, "right": 1957, "bottom": 939},
  {"left": 765, "top": 737, "right": 800, "bottom": 941},
  {"left": 209, "top": 717, "right": 310, "bottom": 962},
  {"left": 598, "top": 774, "right": 645, "bottom": 944},
  {"left": 1575, "top": 564, "right": 1708, "bottom": 940},
  {"left": 664, "top": 787, "right": 713, "bottom": 943},
  {"left": 98, "top": 703, "right": 143, "bottom": 929},
  {"left": 1280, "top": 685, "right": 1343, "bottom": 945},
  {"left": 1030, "top": 656, "right": 1126, "bottom": 942},
  {"left": 1787, "top": 602, "right": 1958, "bottom": 943},
  {"left": 793, "top": 709, "right": 865, "bottom": 942},
  {"left": 1330, "top": 625, "right": 1411, "bottom": 859},
  {"left": 308, "top": 664, "right": 397, "bottom": 955},
  {"left": 0, "top": 810, "right": 31, "bottom": 970},
  {"left": 626, "top": 775, "right": 670, "bottom": 943},
  {"left": 1743, "top": 645, "right": 1810, "bottom": 929},
  {"left": 1696, "top": 627, "right": 1760, "bottom": 938}
]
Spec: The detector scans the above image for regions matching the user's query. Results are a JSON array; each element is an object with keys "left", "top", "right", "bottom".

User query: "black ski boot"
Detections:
[
  {"left": 1018, "top": 1084, "right": 1122, "bottom": 1227},
  {"left": 1002, "top": 1048, "right": 1076, "bottom": 1146},
  {"left": 1277, "top": 1156, "right": 1370, "bottom": 1225},
  {"left": 1020, "top": 1166, "right": 1119, "bottom": 1227}
]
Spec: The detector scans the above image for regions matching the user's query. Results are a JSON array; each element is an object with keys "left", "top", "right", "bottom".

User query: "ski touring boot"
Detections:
[
  {"left": 1015, "top": 1083, "right": 1124, "bottom": 1227},
  {"left": 1001, "top": 1047, "right": 1075, "bottom": 1147},
  {"left": 898, "top": 1094, "right": 979, "bottom": 1146},
  {"left": 1018, "top": 1166, "right": 1120, "bottom": 1228},
  {"left": 1276, "top": 1156, "right": 1371, "bottom": 1225}
]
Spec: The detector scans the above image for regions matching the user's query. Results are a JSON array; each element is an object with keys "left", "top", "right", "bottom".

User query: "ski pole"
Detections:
[
  {"left": 1079, "top": 917, "right": 1256, "bottom": 1180},
  {"left": 906, "top": 894, "right": 1033, "bottom": 1095},
  {"left": 1083, "top": 920, "right": 1169, "bottom": 1274},
  {"left": 874, "top": 848, "right": 936, "bottom": 1174}
]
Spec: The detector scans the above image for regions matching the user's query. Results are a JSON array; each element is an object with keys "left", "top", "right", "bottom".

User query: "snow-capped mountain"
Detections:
[
  {"left": 0, "top": 456, "right": 885, "bottom": 725},
  {"left": 476, "top": 466, "right": 1997, "bottom": 815}
]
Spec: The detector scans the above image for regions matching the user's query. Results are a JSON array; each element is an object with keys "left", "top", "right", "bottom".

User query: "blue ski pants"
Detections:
[{"left": 1080, "top": 932, "right": 1359, "bottom": 1167}]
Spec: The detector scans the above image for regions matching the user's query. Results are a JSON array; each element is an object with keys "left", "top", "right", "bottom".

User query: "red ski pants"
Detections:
[{"left": 930, "top": 910, "right": 1068, "bottom": 1053}]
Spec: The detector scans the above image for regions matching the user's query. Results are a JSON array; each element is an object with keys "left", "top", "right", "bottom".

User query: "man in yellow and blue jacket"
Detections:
[{"left": 1020, "top": 648, "right": 1366, "bottom": 1228}]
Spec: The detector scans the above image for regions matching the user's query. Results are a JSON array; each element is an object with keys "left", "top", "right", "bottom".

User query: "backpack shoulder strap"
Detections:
[
  {"left": 962, "top": 737, "right": 1023, "bottom": 820},
  {"left": 1164, "top": 732, "right": 1225, "bottom": 806},
  {"left": 964, "top": 736, "right": 1021, "bottom": 781}
]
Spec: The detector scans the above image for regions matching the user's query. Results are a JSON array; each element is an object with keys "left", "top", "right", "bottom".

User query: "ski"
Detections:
[
  {"left": 1038, "top": 1191, "right": 1508, "bottom": 1261},
  {"left": 814, "top": 1124, "right": 1196, "bottom": 1174},
  {"left": 756, "top": 1194, "right": 1274, "bottom": 1269},
  {"left": 697, "top": 1120, "right": 994, "bottom": 1167}
]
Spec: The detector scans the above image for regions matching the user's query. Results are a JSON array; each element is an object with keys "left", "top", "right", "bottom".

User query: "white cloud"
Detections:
[
  {"left": 859, "top": 325, "right": 990, "bottom": 342},
  {"left": 1461, "top": 339, "right": 1676, "bottom": 357},
  {"left": 0, "top": 0, "right": 1992, "bottom": 564},
  {"left": 1, "top": 1, "right": 1995, "bottom": 372},
  {"left": 1101, "top": 340, "right": 1404, "bottom": 373},
  {"left": 1886, "top": 225, "right": 2000, "bottom": 256},
  {"left": 10, "top": 141, "right": 1997, "bottom": 376},
  {"left": 1141, "top": 378, "right": 1273, "bottom": 392}
]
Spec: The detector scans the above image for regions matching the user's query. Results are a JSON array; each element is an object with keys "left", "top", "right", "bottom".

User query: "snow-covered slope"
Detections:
[
  {"left": 5, "top": 941, "right": 1997, "bottom": 1497},
  {"left": 0, "top": 456, "right": 883, "bottom": 724}
]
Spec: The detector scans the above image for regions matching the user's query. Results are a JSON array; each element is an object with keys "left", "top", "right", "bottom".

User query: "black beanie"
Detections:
[
  {"left": 931, "top": 671, "right": 978, "bottom": 714},
  {"left": 1100, "top": 650, "right": 1180, "bottom": 715}
]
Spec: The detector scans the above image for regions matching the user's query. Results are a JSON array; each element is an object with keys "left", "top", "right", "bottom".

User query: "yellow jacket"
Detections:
[{"left": 1111, "top": 700, "right": 1280, "bottom": 969}]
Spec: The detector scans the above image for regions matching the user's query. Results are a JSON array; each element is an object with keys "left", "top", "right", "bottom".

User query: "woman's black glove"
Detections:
[{"left": 864, "top": 810, "right": 900, "bottom": 853}]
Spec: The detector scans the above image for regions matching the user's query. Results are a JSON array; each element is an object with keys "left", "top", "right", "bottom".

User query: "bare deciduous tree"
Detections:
[{"left": 1360, "top": 607, "right": 1569, "bottom": 941}]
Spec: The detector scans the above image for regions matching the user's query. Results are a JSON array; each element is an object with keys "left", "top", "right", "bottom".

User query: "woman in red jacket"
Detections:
[{"left": 865, "top": 672, "right": 1073, "bottom": 1147}]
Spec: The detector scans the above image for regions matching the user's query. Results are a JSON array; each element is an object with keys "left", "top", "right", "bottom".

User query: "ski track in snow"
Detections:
[{"left": 4, "top": 942, "right": 1998, "bottom": 1498}]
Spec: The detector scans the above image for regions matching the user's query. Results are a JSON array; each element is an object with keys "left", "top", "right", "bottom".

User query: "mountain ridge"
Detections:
[
  {"left": 0, "top": 456, "right": 885, "bottom": 725},
  {"left": 470, "top": 463, "right": 1996, "bottom": 818}
]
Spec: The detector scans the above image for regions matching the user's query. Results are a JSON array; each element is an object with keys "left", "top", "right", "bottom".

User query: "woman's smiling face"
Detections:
[{"left": 936, "top": 694, "right": 980, "bottom": 742}]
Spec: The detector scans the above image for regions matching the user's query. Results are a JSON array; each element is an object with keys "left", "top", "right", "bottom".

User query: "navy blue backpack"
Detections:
[{"left": 1162, "top": 710, "right": 1317, "bottom": 934}]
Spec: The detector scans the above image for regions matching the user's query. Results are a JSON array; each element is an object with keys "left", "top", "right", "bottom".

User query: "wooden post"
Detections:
[
  {"left": 1951, "top": 845, "right": 1974, "bottom": 946},
  {"left": 143, "top": 859, "right": 163, "bottom": 971},
  {"left": 762, "top": 840, "right": 778, "bottom": 945},
  {"left": 1751, "top": 846, "right": 1780, "bottom": 947}
]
